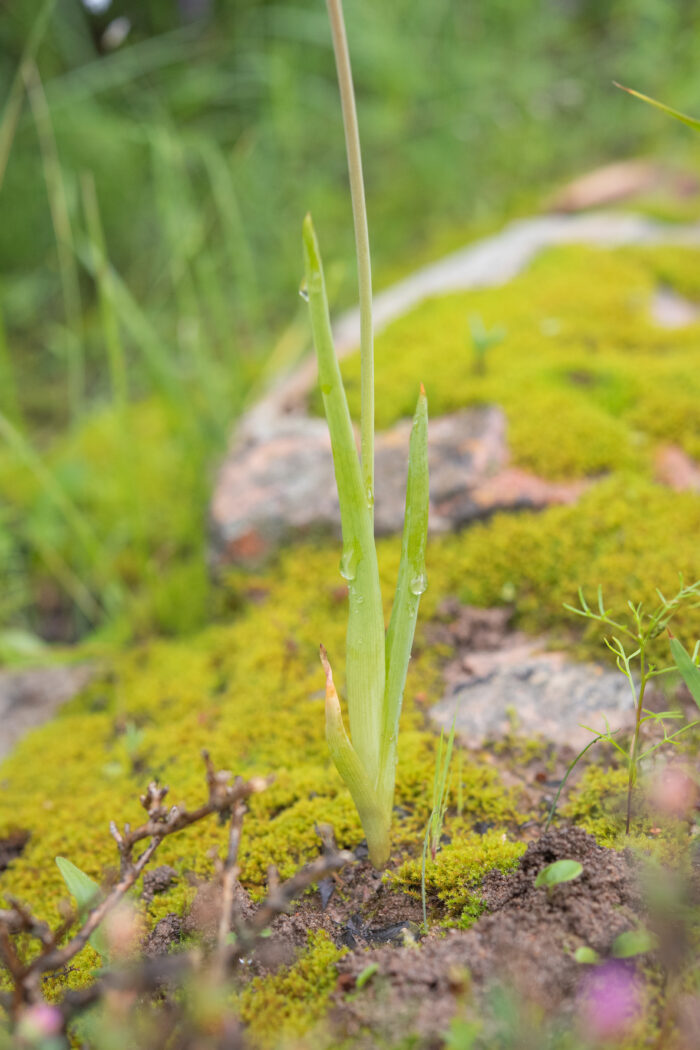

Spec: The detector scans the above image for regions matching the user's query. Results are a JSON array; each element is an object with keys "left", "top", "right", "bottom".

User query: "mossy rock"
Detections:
[{"left": 2, "top": 237, "right": 700, "bottom": 1041}]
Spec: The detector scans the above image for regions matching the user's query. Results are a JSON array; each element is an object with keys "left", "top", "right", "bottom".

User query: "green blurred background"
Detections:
[{"left": 1, "top": 0, "right": 699, "bottom": 655}]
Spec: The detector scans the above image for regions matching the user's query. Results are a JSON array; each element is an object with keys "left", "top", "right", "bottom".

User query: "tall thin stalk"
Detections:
[
  {"left": 24, "top": 60, "right": 84, "bottom": 417},
  {"left": 326, "top": 0, "right": 374, "bottom": 516}
]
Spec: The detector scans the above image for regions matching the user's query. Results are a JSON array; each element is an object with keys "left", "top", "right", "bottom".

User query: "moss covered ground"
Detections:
[{"left": 2, "top": 241, "right": 700, "bottom": 1040}]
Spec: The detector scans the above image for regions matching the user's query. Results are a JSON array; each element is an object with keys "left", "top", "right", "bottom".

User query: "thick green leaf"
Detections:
[
  {"left": 56, "top": 856, "right": 109, "bottom": 959},
  {"left": 321, "top": 646, "right": 389, "bottom": 867},
  {"left": 614, "top": 83, "right": 700, "bottom": 132},
  {"left": 669, "top": 635, "right": 700, "bottom": 711},
  {"left": 379, "top": 386, "right": 429, "bottom": 807},
  {"left": 534, "top": 859, "right": 583, "bottom": 888},
  {"left": 303, "top": 214, "right": 385, "bottom": 785}
]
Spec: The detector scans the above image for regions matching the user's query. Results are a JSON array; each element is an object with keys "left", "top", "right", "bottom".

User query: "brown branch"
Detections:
[
  {"left": 240, "top": 842, "right": 354, "bottom": 948},
  {"left": 215, "top": 800, "right": 246, "bottom": 973},
  {"left": 0, "top": 752, "right": 356, "bottom": 1041},
  {"left": 1, "top": 752, "right": 271, "bottom": 1015}
]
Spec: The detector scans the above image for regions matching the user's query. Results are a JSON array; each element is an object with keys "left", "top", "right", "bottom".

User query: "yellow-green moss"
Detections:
[
  {"left": 562, "top": 765, "right": 630, "bottom": 845},
  {"left": 238, "top": 930, "right": 344, "bottom": 1047},
  {"left": 392, "top": 830, "right": 526, "bottom": 928},
  {"left": 315, "top": 243, "right": 700, "bottom": 478},
  {"left": 2, "top": 240, "right": 700, "bottom": 1015}
]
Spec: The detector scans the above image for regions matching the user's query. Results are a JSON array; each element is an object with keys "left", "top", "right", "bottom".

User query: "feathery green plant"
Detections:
[
  {"left": 560, "top": 580, "right": 700, "bottom": 834},
  {"left": 303, "top": 0, "right": 429, "bottom": 868}
]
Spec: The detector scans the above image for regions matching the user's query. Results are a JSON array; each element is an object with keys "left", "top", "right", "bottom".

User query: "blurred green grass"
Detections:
[{"left": 1, "top": 0, "right": 700, "bottom": 654}]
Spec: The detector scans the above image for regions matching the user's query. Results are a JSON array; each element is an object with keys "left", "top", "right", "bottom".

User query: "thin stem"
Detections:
[
  {"left": 326, "top": 0, "right": 374, "bottom": 517},
  {"left": 626, "top": 643, "right": 647, "bottom": 835}
]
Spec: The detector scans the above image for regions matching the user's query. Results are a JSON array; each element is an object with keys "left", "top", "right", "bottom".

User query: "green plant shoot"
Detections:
[
  {"left": 563, "top": 579, "right": 700, "bottom": 833},
  {"left": 56, "top": 856, "right": 109, "bottom": 959},
  {"left": 302, "top": 1, "right": 429, "bottom": 872},
  {"left": 534, "top": 859, "right": 582, "bottom": 890}
]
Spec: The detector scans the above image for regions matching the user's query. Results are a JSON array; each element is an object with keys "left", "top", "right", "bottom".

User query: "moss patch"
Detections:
[
  {"left": 392, "top": 829, "right": 526, "bottom": 928},
  {"left": 2, "top": 240, "right": 700, "bottom": 1027},
  {"left": 238, "top": 930, "right": 344, "bottom": 1047},
  {"left": 320, "top": 243, "right": 700, "bottom": 478}
]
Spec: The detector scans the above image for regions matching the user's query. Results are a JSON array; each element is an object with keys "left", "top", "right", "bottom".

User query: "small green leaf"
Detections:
[
  {"left": 574, "top": 946, "right": 600, "bottom": 965},
  {"left": 612, "top": 928, "right": 658, "bottom": 958},
  {"left": 356, "top": 962, "right": 379, "bottom": 989},
  {"left": 56, "top": 856, "right": 100, "bottom": 912},
  {"left": 614, "top": 83, "right": 700, "bottom": 132},
  {"left": 56, "top": 856, "right": 109, "bottom": 959},
  {"left": 669, "top": 635, "right": 700, "bottom": 711},
  {"left": 534, "top": 859, "right": 583, "bottom": 888}
]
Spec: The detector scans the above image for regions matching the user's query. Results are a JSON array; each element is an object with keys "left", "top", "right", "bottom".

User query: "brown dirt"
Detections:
[{"left": 329, "top": 827, "right": 642, "bottom": 1046}]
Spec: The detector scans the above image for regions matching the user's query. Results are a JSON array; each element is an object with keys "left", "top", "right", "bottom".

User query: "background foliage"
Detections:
[{"left": 2, "top": 0, "right": 700, "bottom": 650}]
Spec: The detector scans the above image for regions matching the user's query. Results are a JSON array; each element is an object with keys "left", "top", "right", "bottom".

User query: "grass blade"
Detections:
[
  {"left": 303, "top": 214, "right": 384, "bottom": 785},
  {"left": 0, "top": 0, "right": 55, "bottom": 192},
  {"left": 380, "top": 385, "right": 429, "bottom": 803},
  {"left": 669, "top": 634, "right": 700, "bottom": 711},
  {"left": 81, "top": 171, "right": 128, "bottom": 409},
  {"left": 614, "top": 82, "right": 700, "bottom": 132}
]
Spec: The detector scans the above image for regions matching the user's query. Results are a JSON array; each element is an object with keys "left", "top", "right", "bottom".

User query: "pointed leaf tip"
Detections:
[{"left": 419, "top": 382, "right": 426, "bottom": 397}]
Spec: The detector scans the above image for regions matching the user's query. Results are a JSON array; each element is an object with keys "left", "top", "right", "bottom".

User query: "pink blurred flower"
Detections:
[
  {"left": 648, "top": 763, "right": 699, "bottom": 820},
  {"left": 16, "top": 1003, "right": 63, "bottom": 1040},
  {"left": 578, "top": 960, "right": 643, "bottom": 1041}
]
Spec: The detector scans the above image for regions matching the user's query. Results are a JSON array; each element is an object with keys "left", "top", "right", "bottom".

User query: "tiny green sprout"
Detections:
[
  {"left": 534, "top": 859, "right": 583, "bottom": 889},
  {"left": 421, "top": 716, "right": 458, "bottom": 930},
  {"left": 55, "top": 856, "right": 109, "bottom": 959},
  {"left": 468, "top": 313, "right": 506, "bottom": 376},
  {"left": 303, "top": 0, "right": 429, "bottom": 869},
  {"left": 355, "top": 962, "right": 379, "bottom": 989},
  {"left": 574, "top": 945, "right": 601, "bottom": 965},
  {"left": 611, "top": 928, "right": 658, "bottom": 959}
]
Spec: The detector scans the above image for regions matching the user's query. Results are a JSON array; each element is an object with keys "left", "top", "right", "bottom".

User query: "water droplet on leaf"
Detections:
[
  {"left": 409, "top": 572, "right": 428, "bottom": 596},
  {"left": 339, "top": 543, "right": 360, "bottom": 582},
  {"left": 298, "top": 277, "right": 309, "bottom": 303}
]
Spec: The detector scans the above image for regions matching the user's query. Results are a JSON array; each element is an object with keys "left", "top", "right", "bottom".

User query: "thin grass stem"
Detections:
[
  {"left": 326, "top": 0, "right": 374, "bottom": 516},
  {"left": 24, "top": 61, "right": 84, "bottom": 417}
]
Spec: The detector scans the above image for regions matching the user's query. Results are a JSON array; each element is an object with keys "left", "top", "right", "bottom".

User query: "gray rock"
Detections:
[
  {"left": 431, "top": 639, "right": 635, "bottom": 750},
  {"left": 0, "top": 664, "right": 94, "bottom": 760},
  {"left": 210, "top": 407, "right": 588, "bottom": 567}
]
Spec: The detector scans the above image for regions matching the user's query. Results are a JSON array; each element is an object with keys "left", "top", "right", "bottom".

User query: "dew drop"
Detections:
[
  {"left": 339, "top": 543, "right": 360, "bottom": 582},
  {"left": 298, "top": 277, "right": 309, "bottom": 303},
  {"left": 409, "top": 571, "right": 428, "bottom": 596}
]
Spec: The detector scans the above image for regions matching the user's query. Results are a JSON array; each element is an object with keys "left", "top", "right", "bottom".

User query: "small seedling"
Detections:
[
  {"left": 304, "top": 0, "right": 429, "bottom": 868},
  {"left": 56, "top": 856, "right": 109, "bottom": 960},
  {"left": 574, "top": 945, "right": 601, "bottom": 965},
  {"left": 468, "top": 313, "right": 506, "bottom": 376},
  {"left": 420, "top": 716, "right": 458, "bottom": 929},
  {"left": 560, "top": 579, "right": 700, "bottom": 833},
  {"left": 534, "top": 859, "right": 583, "bottom": 890},
  {"left": 611, "top": 928, "right": 658, "bottom": 959},
  {"left": 355, "top": 962, "right": 379, "bottom": 989}
]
